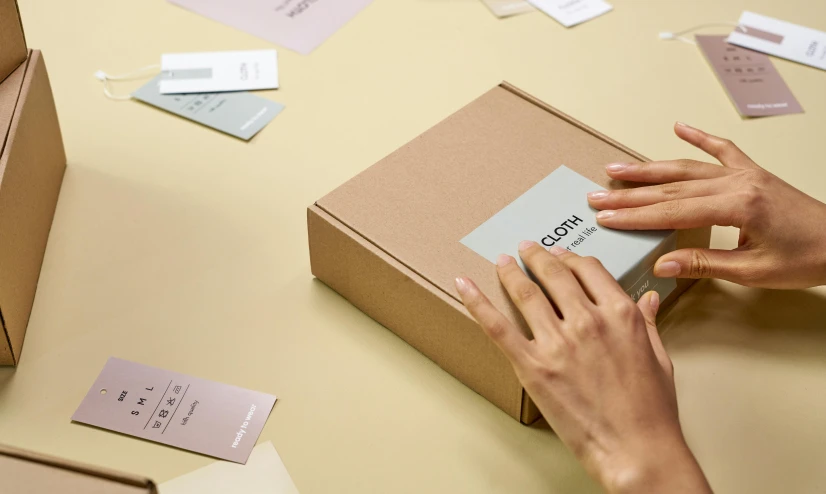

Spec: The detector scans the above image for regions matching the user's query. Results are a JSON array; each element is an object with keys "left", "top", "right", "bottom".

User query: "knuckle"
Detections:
[
  {"left": 610, "top": 300, "right": 639, "bottom": 319},
  {"left": 535, "top": 363, "right": 559, "bottom": 382},
  {"left": 659, "top": 182, "right": 683, "bottom": 199},
  {"left": 569, "top": 311, "right": 601, "bottom": 333},
  {"left": 740, "top": 185, "right": 762, "bottom": 205},
  {"left": 485, "top": 319, "right": 510, "bottom": 342},
  {"left": 720, "top": 138, "right": 736, "bottom": 150},
  {"left": 676, "top": 160, "right": 692, "bottom": 176},
  {"left": 689, "top": 250, "right": 714, "bottom": 278},
  {"left": 658, "top": 200, "right": 683, "bottom": 221},
  {"left": 514, "top": 282, "right": 542, "bottom": 304},
  {"left": 539, "top": 258, "right": 567, "bottom": 278},
  {"left": 578, "top": 256, "right": 603, "bottom": 269}
]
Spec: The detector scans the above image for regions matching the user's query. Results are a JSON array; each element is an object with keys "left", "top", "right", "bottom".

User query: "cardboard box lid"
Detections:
[
  {"left": 316, "top": 83, "right": 646, "bottom": 330},
  {"left": 0, "top": 444, "right": 157, "bottom": 493},
  {"left": 0, "top": 0, "right": 27, "bottom": 83}
]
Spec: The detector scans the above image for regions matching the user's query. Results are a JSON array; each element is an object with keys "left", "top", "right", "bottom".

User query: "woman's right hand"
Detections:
[{"left": 587, "top": 122, "right": 826, "bottom": 289}]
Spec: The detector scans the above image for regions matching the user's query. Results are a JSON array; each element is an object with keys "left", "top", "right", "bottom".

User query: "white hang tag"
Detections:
[
  {"left": 527, "top": 0, "right": 612, "bottom": 28},
  {"left": 160, "top": 49, "right": 279, "bottom": 94},
  {"left": 726, "top": 11, "right": 826, "bottom": 71}
]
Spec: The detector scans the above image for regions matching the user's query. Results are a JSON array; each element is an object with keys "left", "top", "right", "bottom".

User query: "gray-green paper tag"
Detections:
[{"left": 132, "top": 75, "right": 284, "bottom": 140}]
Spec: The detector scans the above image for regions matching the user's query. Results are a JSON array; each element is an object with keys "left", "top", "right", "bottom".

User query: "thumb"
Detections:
[
  {"left": 653, "top": 248, "right": 754, "bottom": 284},
  {"left": 637, "top": 291, "right": 673, "bottom": 380}
]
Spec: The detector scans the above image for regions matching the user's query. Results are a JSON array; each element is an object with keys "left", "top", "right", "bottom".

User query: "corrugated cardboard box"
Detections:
[
  {"left": 0, "top": 0, "right": 27, "bottom": 83},
  {"left": 0, "top": 444, "right": 157, "bottom": 493},
  {"left": 0, "top": 50, "right": 66, "bottom": 366},
  {"left": 308, "top": 83, "right": 710, "bottom": 423}
]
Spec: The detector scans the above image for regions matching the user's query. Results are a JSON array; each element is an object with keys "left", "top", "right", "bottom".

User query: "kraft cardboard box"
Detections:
[
  {"left": 0, "top": 444, "right": 157, "bottom": 493},
  {"left": 0, "top": 0, "right": 27, "bottom": 83},
  {"left": 308, "top": 83, "right": 710, "bottom": 423},
  {"left": 0, "top": 50, "right": 66, "bottom": 366}
]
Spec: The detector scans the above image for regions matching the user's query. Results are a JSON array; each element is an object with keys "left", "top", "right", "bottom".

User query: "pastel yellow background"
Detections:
[{"left": 2, "top": 1, "right": 825, "bottom": 492}]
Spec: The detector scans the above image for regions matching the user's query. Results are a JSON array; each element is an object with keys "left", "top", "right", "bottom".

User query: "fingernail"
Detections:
[
  {"left": 549, "top": 246, "right": 567, "bottom": 256},
  {"left": 454, "top": 277, "right": 470, "bottom": 294},
  {"left": 655, "top": 261, "right": 681, "bottom": 277},
  {"left": 605, "top": 163, "right": 627, "bottom": 172},
  {"left": 518, "top": 240, "right": 536, "bottom": 252},
  {"left": 587, "top": 190, "right": 609, "bottom": 200},
  {"left": 675, "top": 121, "right": 687, "bottom": 127},
  {"left": 595, "top": 210, "right": 616, "bottom": 220},
  {"left": 497, "top": 254, "right": 513, "bottom": 267},
  {"left": 649, "top": 291, "right": 660, "bottom": 311}
]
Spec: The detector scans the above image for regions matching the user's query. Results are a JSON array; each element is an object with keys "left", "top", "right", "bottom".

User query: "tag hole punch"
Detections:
[{"left": 100, "top": 389, "right": 107, "bottom": 395}]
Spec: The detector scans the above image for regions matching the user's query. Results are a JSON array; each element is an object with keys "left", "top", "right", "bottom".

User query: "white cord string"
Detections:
[
  {"left": 94, "top": 64, "right": 160, "bottom": 100},
  {"left": 659, "top": 22, "right": 746, "bottom": 45}
]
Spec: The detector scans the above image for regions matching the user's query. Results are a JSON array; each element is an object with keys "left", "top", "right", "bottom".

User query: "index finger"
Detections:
[{"left": 454, "top": 277, "right": 530, "bottom": 362}]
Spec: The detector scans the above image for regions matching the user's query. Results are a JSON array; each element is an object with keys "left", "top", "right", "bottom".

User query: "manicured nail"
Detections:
[
  {"left": 454, "top": 277, "right": 470, "bottom": 295},
  {"left": 655, "top": 261, "right": 681, "bottom": 277},
  {"left": 549, "top": 246, "right": 567, "bottom": 256},
  {"left": 518, "top": 240, "right": 536, "bottom": 252},
  {"left": 595, "top": 210, "right": 616, "bottom": 220},
  {"left": 497, "top": 254, "right": 513, "bottom": 267},
  {"left": 587, "top": 190, "right": 609, "bottom": 200},
  {"left": 605, "top": 163, "right": 627, "bottom": 172},
  {"left": 649, "top": 291, "right": 660, "bottom": 311}
]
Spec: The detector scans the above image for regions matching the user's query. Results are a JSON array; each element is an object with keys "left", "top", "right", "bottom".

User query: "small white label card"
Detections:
[
  {"left": 727, "top": 11, "right": 826, "bottom": 71},
  {"left": 527, "top": 0, "right": 612, "bottom": 27},
  {"left": 72, "top": 357, "right": 277, "bottom": 464},
  {"left": 481, "top": 0, "right": 535, "bottom": 18},
  {"left": 160, "top": 49, "right": 279, "bottom": 94}
]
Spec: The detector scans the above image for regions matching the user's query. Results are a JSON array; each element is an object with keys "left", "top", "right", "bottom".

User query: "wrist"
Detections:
[{"left": 596, "top": 436, "right": 711, "bottom": 494}]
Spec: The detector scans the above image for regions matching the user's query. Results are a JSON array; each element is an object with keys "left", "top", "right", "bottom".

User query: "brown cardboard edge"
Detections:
[
  {"left": 13, "top": 0, "right": 28, "bottom": 47},
  {"left": 499, "top": 81, "right": 650, "bottom": 162},
  {"left": 0, "top": 51, "right": 31, "bottom": 365},
  {"left": 0, "top": 305, "right": 10, "bottom": 365},
  {"left": 0, "top": 444, "right": 158, "bottom": 493},
  {"left": 308, "top": 205, "right": 527, "bottom": 422},
  {"left": 0, "top": 50, "right": 30, "bottom": 175},
  {"left": 0, "top": 49, "right": 67, "bottom": 365},
  {"left": 0, "top": 0, "right": 28, "bottom": 85}
]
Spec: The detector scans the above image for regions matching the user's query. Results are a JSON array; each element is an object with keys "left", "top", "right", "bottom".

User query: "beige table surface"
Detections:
[{"left": 2, "top": 0, "right": 826, "bottom": 492}]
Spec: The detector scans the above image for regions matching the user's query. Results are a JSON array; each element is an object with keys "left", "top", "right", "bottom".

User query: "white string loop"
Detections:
[
  {"left": 94, "top": 64, "right": 160, "bottom": 100},
  {"left": 659, "top": 22, "right": 746, "bottom": 45}
]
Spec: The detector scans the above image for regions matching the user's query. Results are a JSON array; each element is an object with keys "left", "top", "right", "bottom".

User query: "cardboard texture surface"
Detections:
[
  {"left": 309, "top": 83, "right": 710, "bottom": 423},
  {"left": 0, "top": 0, "right": 27, "bottom": 83},
  {"left": 0, "top": 443, "right": 157, "bottom": 493},
  {"left": 0, "top": 50, "right": 66, "bottom": 365}
]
